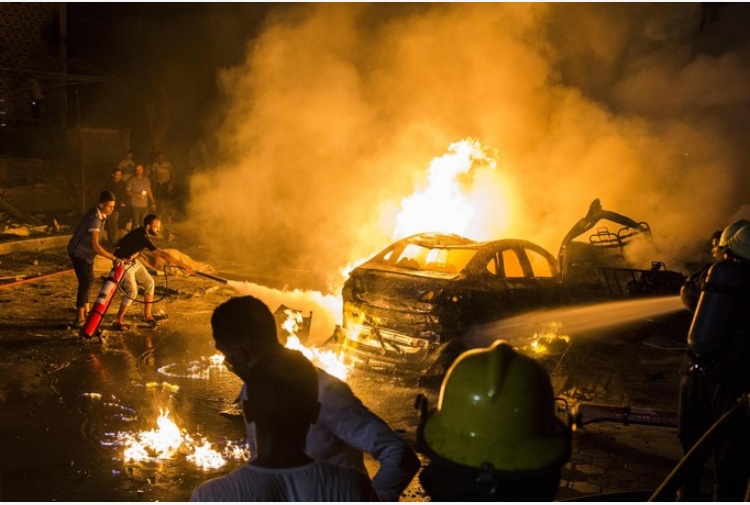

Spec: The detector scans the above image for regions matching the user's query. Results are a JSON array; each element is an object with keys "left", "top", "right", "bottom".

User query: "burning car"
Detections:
[{"left": 340, "top": 199, "right": 686, "bottom": 372}]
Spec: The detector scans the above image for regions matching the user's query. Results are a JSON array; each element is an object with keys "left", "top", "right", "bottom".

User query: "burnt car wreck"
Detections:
[{"left": 340, "top": 199, "right": 686, "bottom": 372}]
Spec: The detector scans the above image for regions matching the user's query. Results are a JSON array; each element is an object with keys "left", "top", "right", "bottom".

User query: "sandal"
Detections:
[
  {"left": 143, "top": 318, "right": 158, "bottom": 328},
  {"left": 112, "top": 321, "right": 130, "bottom": 332}
]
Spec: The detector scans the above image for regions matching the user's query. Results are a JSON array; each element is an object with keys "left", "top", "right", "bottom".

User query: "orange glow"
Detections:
[
  {"left": 515, "top": 321, "right": 570, "bottom": 357},
  {"left": 123, "top": 408, "right": 183, "bottom": 462},
  {"left": 106, "top": 407, "right": 249, "bottom": 471},
  {"left": 393, "top": 138, "right": 513, "bottom": 241},
  {"left": 282, "top": 309, "right": 352, "bottom": 380}
]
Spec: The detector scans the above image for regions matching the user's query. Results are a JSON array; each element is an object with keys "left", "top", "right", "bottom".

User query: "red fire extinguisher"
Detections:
[{"left": 80, "top": 262, "right": 125, "bottom": 339}]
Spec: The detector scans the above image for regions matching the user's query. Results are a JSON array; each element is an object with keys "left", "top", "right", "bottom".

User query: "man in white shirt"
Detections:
[
  {"left": 190, "top": 347, "right": 378, "bottom": 502},
  {"left": 208, "top": 295, "right": 420, "bottom": 501}
]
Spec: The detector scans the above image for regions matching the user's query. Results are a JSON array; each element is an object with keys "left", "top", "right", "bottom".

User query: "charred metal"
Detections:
[{"left": 340, "top": 199, "right": 686, "bottom": 371}]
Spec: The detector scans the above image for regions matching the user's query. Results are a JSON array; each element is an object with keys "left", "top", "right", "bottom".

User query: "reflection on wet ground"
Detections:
[{"left": 0, "top": 327, "right": 432, "bottom": 500}]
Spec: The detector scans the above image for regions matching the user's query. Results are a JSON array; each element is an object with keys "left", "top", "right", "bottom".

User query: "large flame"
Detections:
[
  {"left": 229, "top": 139, "right": 517, "bottom": 368},
  {"left": 393, "top": 138, "right": 510, "bottom": 240},
  {"left": 341, "top": 139, "right": 511, "bottom": 280}
]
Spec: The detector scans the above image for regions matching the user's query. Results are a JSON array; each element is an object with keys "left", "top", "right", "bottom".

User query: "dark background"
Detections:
[{"left": 65, "top": 3, "right": 273, "bottom": 168}]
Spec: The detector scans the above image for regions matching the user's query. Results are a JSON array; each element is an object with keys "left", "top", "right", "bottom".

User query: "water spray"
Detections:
[{"left": 465, "top": 295, "right": 688, "bottom": 349}]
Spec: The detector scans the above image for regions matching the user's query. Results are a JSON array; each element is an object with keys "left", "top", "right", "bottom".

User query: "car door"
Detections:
[{"left": 485, "top": 241, "right": 561, "bottom": 315}]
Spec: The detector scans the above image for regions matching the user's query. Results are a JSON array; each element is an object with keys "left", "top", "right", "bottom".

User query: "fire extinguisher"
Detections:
[{"left": 80, "top": 262, "right": 125, "bottom": 339}]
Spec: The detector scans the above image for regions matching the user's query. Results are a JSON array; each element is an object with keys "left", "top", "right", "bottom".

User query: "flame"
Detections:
[
  {"left": 393, "top": 138, "right": 508, "bottom": 240},
  {"left": 108, "top": 408, "right": 249, "bottom": 471},
  {"left": 187, "top": 438, "right": 227, "bottom": 471},
  {"left": 208, "top": 352, "right": 225, "bottom": 368},
  {"left": 123, "top": 408, "right": 183, "bottom": 461},
  {"left": 282, "top": 309, "right": 352, "bottom": 381}
]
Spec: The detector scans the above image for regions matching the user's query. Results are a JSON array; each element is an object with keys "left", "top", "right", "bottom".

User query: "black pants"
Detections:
[
  {"left": 679, "top": 364, "right": 750, "bottom": 501},
  {"left": 70, "top": 255, "right": 94, "bottom": 309},
  {"left": 677, "top": 371, "right": 714, "bottom": 500}
]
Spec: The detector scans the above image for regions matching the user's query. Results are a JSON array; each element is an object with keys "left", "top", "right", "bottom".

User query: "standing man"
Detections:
[
  {"left": 67, "top": 191, "right": 119, "bottom": 327},
  {"left": 150, "top": 152, "right": 174, "bottom": 197},
  {"left": 679, "top": 223, "right": 750, "bottom": 501},
  {"left": 191, "top": 348, "right": 378, "bottom": 501},
  {"left": 111, "top": 214, "right": 193, "bottom": 331},
  {"left": 102, "top": 167, "right": 128, "bottom": 245},
  {"left": 150, "top": 152, "right": 175, "bottom": 235},
  {"left": 118, "top": 150, "right": 136, "bottom": 181},
  {"left": 210, "top": 295, "right": 421, "bottom": 502},
  {"left": 125, "top": 163, "right": 156, "bottom": 233}
]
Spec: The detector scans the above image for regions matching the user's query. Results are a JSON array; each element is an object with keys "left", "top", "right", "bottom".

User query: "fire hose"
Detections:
[
  {"left": 567, "top": 398, "right": 750, "bottom": 501},
  {"left": 572, "top": 403, "right": 678, "bottom": 428},
  {"left": 81, "top": 267, "right": 229, "bottom": 339},
  {"left": 648, "top": 393, "right": 750, "bottom": 501},
  {"left": 193, "top": 271, "right": 229, "bottom": 284}
]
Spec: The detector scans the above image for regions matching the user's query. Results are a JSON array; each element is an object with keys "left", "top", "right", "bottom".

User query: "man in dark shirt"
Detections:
[
  {"left": 102, "top": 167, "right": 128, "bottom": 245},
  {"left": 111, "top": 214, "right": 193, "bottom": 331}
]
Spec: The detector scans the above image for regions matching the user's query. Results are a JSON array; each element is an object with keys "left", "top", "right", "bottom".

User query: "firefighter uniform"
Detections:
[{"left": 679, "top": 223, "right": 750, "bottom": 501}]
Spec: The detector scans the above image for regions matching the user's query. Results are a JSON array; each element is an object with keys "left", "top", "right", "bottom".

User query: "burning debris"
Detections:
[
  {"left": 103, "top": 409, "right": 249, "bottom": 472},
  {"left": 278, "top": 306, "right": 352, "bottom": 381},
  {"left": 337, "top": 141, "right": 686, "bottom": 374}
]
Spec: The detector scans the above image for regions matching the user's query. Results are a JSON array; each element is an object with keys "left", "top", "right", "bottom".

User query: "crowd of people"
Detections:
[
  {"left": 101, "top": 150, "right": 176, "bottom": 246},
  {"left": 67, "top": 150, "right": 184, "bottom": 330},
  {"left": 67, "top": 161, "right": 750, "bottom": 500}
]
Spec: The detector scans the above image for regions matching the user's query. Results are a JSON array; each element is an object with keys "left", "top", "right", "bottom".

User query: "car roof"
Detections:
[{"left": 399, "top": 232, "right": 476, "bottom": 248}]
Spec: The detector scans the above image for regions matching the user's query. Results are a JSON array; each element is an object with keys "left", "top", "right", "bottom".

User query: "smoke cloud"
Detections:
[{"left": 188, "top": 3, "right": 750, "bottom": 291}]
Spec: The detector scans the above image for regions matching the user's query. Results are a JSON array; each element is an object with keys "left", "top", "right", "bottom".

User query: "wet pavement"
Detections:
[{"left": 0, "top": 230, "right": 701, "bottom": 501}]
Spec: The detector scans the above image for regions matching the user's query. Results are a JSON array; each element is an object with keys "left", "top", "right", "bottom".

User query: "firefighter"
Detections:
[
  {"left": 680, "top": 220, "right": 748, "bottom": 312},
  {"left": 676, "top": 219, "right": 748, "bottom": 501},
  {"left": 678, "top": 223, "right": 750, "bottom": 501},
  {"left": 416, "top": 340, "right": 571, "bottom": 501}
]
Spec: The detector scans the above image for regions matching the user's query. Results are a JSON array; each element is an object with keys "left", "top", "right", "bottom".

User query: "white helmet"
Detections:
[
  {"left": 719, "top": 219, "right": 750, "bottom": 247},
  {"left": 728, "top": 224, "right": 750, "bottom": 261}
]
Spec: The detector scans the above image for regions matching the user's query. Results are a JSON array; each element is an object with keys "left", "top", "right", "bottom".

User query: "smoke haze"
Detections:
[{"left": 188, "top": 3, "right": 750, "bottom": 292}]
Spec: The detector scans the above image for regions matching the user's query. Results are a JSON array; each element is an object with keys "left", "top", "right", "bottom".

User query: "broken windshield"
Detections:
[{"left": 378, "top": 243, "right": 477, "bottom": 274}]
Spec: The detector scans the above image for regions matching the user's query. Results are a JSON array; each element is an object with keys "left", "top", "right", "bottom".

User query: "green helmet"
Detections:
[{"left": 421, "top": 340, "right": 570, "bottom": 472}]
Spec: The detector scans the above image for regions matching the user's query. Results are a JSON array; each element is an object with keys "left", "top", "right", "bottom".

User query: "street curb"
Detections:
[{"left": 0, "top": 234, "right": 71, "bottom": 255}]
